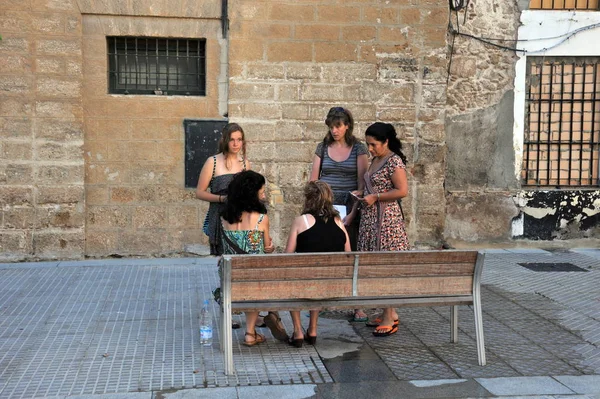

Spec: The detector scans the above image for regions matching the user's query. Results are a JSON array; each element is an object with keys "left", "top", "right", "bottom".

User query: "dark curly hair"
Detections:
[{"left": 221, "top": 170, "right": 267, "bottom": 224}]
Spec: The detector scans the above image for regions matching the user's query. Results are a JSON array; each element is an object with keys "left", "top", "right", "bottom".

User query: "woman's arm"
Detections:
[
  {"left": 262, "top": 214, "right": 274, "bottom": 253},
  {"left": 196, "top": 156, "right": 223, "bottom": 203},
  {"left": 284, "top": 217, "right": 301, "bottom": 253},
  {"left": 356, "top": 154, "right": 368, "bottom": 191},
  {"left": 309, "top": 154, "right": 321, "bottom": 182},
  {"left": 335, "top": 217, "right": 352, "bottom": 252},
  {"left": 362, "top": 167, "right": 408, "bottom": 206}
]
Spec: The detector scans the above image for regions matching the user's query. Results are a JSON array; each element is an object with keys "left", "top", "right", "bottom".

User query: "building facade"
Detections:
[{"left": 1, "top": 0, "right": 598, "bottom": 260}]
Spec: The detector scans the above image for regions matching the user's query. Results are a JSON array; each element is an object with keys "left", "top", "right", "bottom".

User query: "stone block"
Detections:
[
  {"left": 66, "top": 59, "right": 82, "bottom": 76},
  {"left": 378, "top": 57, "right": 419, "bottom": 81},
  {"left": 418, "top": 108, "right": 445, "bottom": 123},
  {"left": 417, "top": 123, "right": 445, "bottom": 142},
  {"left": 399, "top": 8, "right": 422, "bottom": 25},
  {"left": 0, "top": 75, "right": 32, "bottom": 95},
  {"left": 35, "top": 57, "right": 65, "bottom": 74},
  {"left": 36, "top": 142, "right": 82, "bottom": 161},
  {"left": 130, "top": 119, "right": 181, "bottom": 141},
  {"left": 37, "top": 77, "right": 82, "bottom": 98},
  {"left": 86, "top": 118, "right": 130, "bottom": 141},
  {"left": 128, "top": 141, "right": 157, "bottom": 162},
  {"left": 236, "top": 22, "right": 291, "bottom": 40},
  {"left": 450, "top": 57, "right": 478, "bottom": 79},
  {"left": 133, "top": 206, "right": 167, "bottom": 228},
  {"left": 342, "top": 25, "right": 377, "bottom": 43},
  {"left": 0, "top": 37, "right": 31, "bottom": 54},
  {"left": 0, "top": 98, "right": 33, "bottom": 116},
  {"left": 267, "top": 42, "right": 312, "bottom": 63},
  {"left": 0, "top": 164, "right": 33, "bottom": 184},
  {"left": 3, "top": 206, "right": 35, "bottom": 229},
  {"left": 87, "top": 205, "right": 131, "bottom": 228},
  {"left": 246, "top": 142, "right": 276, "bottom": 163},
  {"left": 301, "top": 84, "right": 344, "bottom": 102},
  {"left": 295, "top": 24, "right": 340, "bottom": 40},
  {"left": 229, "top": 82, "right": 275, "bottom": 101},
  {"left": 230, "top": 39, "right": 264, "bottom": 61},
  {"left": 36, "top": 204, "right": 84, "bottom": 229},
  {"left": 277, "top": 83, "right": 301, "bottom": 101},
  {"left": 2, "top": 0, "right": 31, "bottom": 10},
  {"left": 109, "top": 187, "right": 135, "bottom": 203},
  {"left": 316, "top": 42, "right": 359, "bottom": 63},
  {"left": 35, "top": 101, "right": 83, "bottom": 119},
  {"left": 33, "top": 230, "right": 84, "bottom": 259},
  {"left": 285, "top": 64, "right": 321, "bottom": 80},
  {"left": 104, "top": 141, "right": 131, "bottom": 162},
  {"left": 37, "top": 185, "right": 84, "bottom": 204},
  {"left": 37, "top": 164, "right": 83, "bottom": 184},
  {"left": 282, "top": 103, "right": 311, "bottom": 121},
  {"left": 0, "top": 186, "right": 33, "bottom": 205},
  {"left": 278, "top": 163, "right": 310, "bottom": 187},
  {"left": 416, "top": 184, "right": 446, "bottom": 210},
  {"left": 422, "top": 27, "right": 446, "bottom": 48},
  {"left": 246, "top": 63, "right": 285, "bottom": 80},
  {"left": 270, "top": 4, "right": 315, "bottom": 21},
  {"left": 118, "top": 229, "right": 166, "bottom": 255},
  {"left": 0, "top": 55, "right": 31, "bottom": 73},
  {"left": 273, "top": 121, "right": 305, "bottom": 141},
  {"left": 167, "top": 206, "right": 200, "bottom": 228},
  {"left": 275, "top": 142, "right": 312, "bottom": 163},
  {"left": 231, "top": 103, "right": 282, "bottom": 120},
  {"left": 130, "top": 163, "right": 177, "bottom": 185},
  {"left": 422, "top": 85, "right": 447, "bottom": 106},
  {"left": 360, "top": 44, "right": 416, "bottom": 63},
  {"left": 85, "top": 230, "right": 120, "bottom": 255},
  {"left": 362, "top": 5, "right": 399, "bottom": 24},
  {"left": 65, "top": 15, "right": 81, "bottom": 34},
  {"left": 31, "top": 13, "right": 65, "bottom": 34},
  {"left": 377, "top": 107, "right": 416, "bottom": 122},
  {"left": 31, "top": 0, "right": 79, "bottom": 12},
  {"left": 362, "top": 82, "right": 415, "bottom": 103},
  {"left": 317, "top": 5, "right": 360, "bottom": 22},
  {"left": 445, "top": 193, "right": 520, "bottom": 242},
  {"left": 321, "top": 63, "right": 378, "bottom": 84},
  {"left": 36, "top": 38, "right": 81, "bottom": 56},
  {"left": 0, "top": 231, "right": 31, "bottom": 257},
  {"left": 85, "top": 185, "right": 108, "bottom": 205},
  {"left": 421, "top": 8, "right": 449, "bottom": 26},
  {"left": 86, "top": 162, "right": 129, "bottom": 186},
  {"left": 35, "top": 119, "right": 82, "bottom": 141},
  {"left": 1, "top": 141, "right": 32, "bottom": 160}
]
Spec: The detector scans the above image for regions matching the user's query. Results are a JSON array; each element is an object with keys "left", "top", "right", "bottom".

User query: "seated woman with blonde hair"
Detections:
[{"left": 285, "top": 181, "right": 351, "bottom": 347}]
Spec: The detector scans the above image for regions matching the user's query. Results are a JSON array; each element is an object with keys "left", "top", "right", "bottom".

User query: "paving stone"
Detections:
[
  {"left": 554, "top": 375, "right": 600, "bottom": 394},
  {"left": 475, "top": 376, "right": 575, "bottom": 396}
]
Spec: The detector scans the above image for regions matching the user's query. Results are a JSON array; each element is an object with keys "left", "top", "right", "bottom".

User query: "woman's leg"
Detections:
[
  {"left": 289, "top": 311, "right": 305, "bottom": 339},
  {"left": 307, "top": 310, "right": 319, "bottom": 337},
  {"left": 244, "top": 311, "right": 264, "bottom": 344}
]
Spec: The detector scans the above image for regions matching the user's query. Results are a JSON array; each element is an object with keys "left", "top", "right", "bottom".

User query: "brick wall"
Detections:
[{"left": 228, "top": 0, "right": 450, "bottom": 248}]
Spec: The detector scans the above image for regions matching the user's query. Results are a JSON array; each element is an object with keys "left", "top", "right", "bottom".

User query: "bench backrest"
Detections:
[{"left": 222, "top": 250, "right": 482, "bottom": 302}]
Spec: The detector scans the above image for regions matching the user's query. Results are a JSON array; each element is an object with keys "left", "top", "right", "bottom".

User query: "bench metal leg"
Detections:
[
  {"left": 222, "top": 258, "right": 235, "bottom": 375},
  {"left": 473, "top": 253, "right": 487, "bottom": 366},
  {"left": 450, "top": 305, "right": 458, "bottom": 343}
]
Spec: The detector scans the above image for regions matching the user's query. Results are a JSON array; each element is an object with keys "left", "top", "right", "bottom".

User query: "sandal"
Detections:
[
  {"left": 351, "top": 314, "right": 369, "bottom": 322},
  {"left": 243, "top": 332, "right": 266, "bottom": 347},
  {"left": 373, "top": 324, "right": 398, "bottom": 336},
  {"left": 366, "top": 318, "right": 399, "bottom": 327},
  {"left": 264, "top": 312, "right": 289, "bottom": 342}
]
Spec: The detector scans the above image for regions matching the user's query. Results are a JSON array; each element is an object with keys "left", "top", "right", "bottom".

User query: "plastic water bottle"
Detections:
[{"left": 199, "top": 300, "right": 213, "bottom": 346}]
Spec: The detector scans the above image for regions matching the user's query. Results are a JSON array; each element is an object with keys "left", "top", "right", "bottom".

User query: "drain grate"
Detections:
[{"left": 517, "top": 262, "right": 588, "bottom": 272}]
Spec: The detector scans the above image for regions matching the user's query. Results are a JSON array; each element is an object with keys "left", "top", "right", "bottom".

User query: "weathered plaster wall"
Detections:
[{"left": 444, "top": 0, "right": 522, "bottom": 245}]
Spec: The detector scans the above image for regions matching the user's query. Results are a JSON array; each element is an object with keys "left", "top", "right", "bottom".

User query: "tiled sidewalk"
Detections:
[{"left": 0, "top": 249, "right": 598, "bottom": 398}]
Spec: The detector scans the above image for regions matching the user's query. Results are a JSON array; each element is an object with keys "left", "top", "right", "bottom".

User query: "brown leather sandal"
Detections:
[{"left": 243, "top": 332, "right": 266, "bottom": 347}]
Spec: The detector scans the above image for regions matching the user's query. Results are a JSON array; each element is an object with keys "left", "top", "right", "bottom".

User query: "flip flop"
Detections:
[
  {"left": 351, "top": 314, "right": 369, "bottom": 322},
  {"left": 373, "top": 324, "right": 398, "bottom": 336},
  {"left": 243, "top": 332, "right": 266, "bottom": 346},
  {"left": 366, "top": 318, "right": 399, "bottom": 327}
]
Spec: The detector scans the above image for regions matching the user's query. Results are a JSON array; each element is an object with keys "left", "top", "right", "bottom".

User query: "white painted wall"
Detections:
[{"left": 513, "top": 10, "right": 600, "bottom": 179}]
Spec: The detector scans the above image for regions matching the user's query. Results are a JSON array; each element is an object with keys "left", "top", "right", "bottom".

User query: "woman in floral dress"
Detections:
[{"left": 356, "top": 122, "right": 409, "bottom": 336}]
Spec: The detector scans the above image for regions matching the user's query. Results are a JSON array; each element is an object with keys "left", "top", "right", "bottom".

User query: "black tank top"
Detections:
[{"left": 296, "top": 215, "right": 346, "bottom": 253}]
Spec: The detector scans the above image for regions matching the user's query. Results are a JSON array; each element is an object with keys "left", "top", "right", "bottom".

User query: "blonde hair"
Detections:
[{"left": 301, "top": 181, "right": 339, "bottom": 222}]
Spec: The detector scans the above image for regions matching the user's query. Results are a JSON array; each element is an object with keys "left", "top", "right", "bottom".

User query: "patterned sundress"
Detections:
[{"left": 358, "top": 154, "right": 409, "bottom": 251}]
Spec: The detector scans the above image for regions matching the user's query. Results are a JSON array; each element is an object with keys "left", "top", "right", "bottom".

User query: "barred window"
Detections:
[
  {"left": 522, "top": 57, "right": 600, "bottom": 187},
  {"left": 529, "top": 0, "right": 599, "bottom": 9},
  {"left": 107, "top": 37, "right": 206, "bottom": 96}
]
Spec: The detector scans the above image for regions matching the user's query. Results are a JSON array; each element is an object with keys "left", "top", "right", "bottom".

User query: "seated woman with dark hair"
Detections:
[
  {"left": 284, "top": 181, "right": 350, "bottom": 347},
  {"left": 220, "top": 170, "right": 287, "bottom": 346}
]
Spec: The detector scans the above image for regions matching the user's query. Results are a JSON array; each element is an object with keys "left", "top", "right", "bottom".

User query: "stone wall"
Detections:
[
  {"left": 1, "top": 0, "right": 85, "bottom": 260},
  {"left": 444, "top": 0, "right": 522, "bottom": 245},
  {"left": 228, "top": 0, "right": 450, "bottom": 248}
]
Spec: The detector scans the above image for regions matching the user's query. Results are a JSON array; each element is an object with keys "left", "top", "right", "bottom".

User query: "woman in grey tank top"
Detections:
[{"left": 309, "top": 107, "right": 369, "bottom": 322}]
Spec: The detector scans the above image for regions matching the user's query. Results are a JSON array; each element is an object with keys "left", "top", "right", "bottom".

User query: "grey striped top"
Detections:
[{"left": 316, "top": 141, "right": 368, "bottom": 206}]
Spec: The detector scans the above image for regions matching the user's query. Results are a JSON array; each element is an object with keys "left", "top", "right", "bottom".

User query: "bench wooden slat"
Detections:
[
  {"left": 356, "top": 251, "right": 478, "bottom": 265},
  {"left": 231, "top": 263, "right": 475, "bottom": 281},
  {"left": 230, "top": 275, "right": 472, "bottom": 301}
]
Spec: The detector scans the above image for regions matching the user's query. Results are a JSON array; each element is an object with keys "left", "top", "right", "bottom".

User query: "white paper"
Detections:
[{"left": 333, "top": 205, "right": 347, "bottom": 220}]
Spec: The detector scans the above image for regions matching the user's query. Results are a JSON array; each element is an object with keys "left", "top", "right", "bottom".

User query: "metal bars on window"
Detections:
[
  {"left": 523, "top": 57, "right": 600, "bottom": 187},
  {"left": 107, "top": 37, "right": 206, "bottom": 96},
  {"left": 529, "top": 0, "right": 599, "bottom": 9}
]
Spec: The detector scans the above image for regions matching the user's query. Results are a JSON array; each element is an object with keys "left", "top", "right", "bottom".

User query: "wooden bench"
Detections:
[{"left": 219, "top": 250, "right": 486, "bottom": 375}]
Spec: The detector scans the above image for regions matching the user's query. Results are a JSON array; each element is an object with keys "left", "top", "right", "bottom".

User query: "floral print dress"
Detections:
[{"left": 358, "top": 154, "right": 409, "bottom": 251}]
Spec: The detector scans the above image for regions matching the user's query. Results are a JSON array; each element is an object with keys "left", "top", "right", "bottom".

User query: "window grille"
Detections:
[
  {"left": 107, "top": 37, "right": 206, "bottom": 96},
  {"left": 529, "top": 0, "right": 599, "bottom": 9},
  {"left": 523, "top": 57, "right": 600, "bottom": 187}
]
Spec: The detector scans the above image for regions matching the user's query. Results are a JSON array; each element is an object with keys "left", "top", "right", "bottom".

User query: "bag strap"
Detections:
[{"left": 397, "top": 199, "right": 405, "bottom": 220}]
